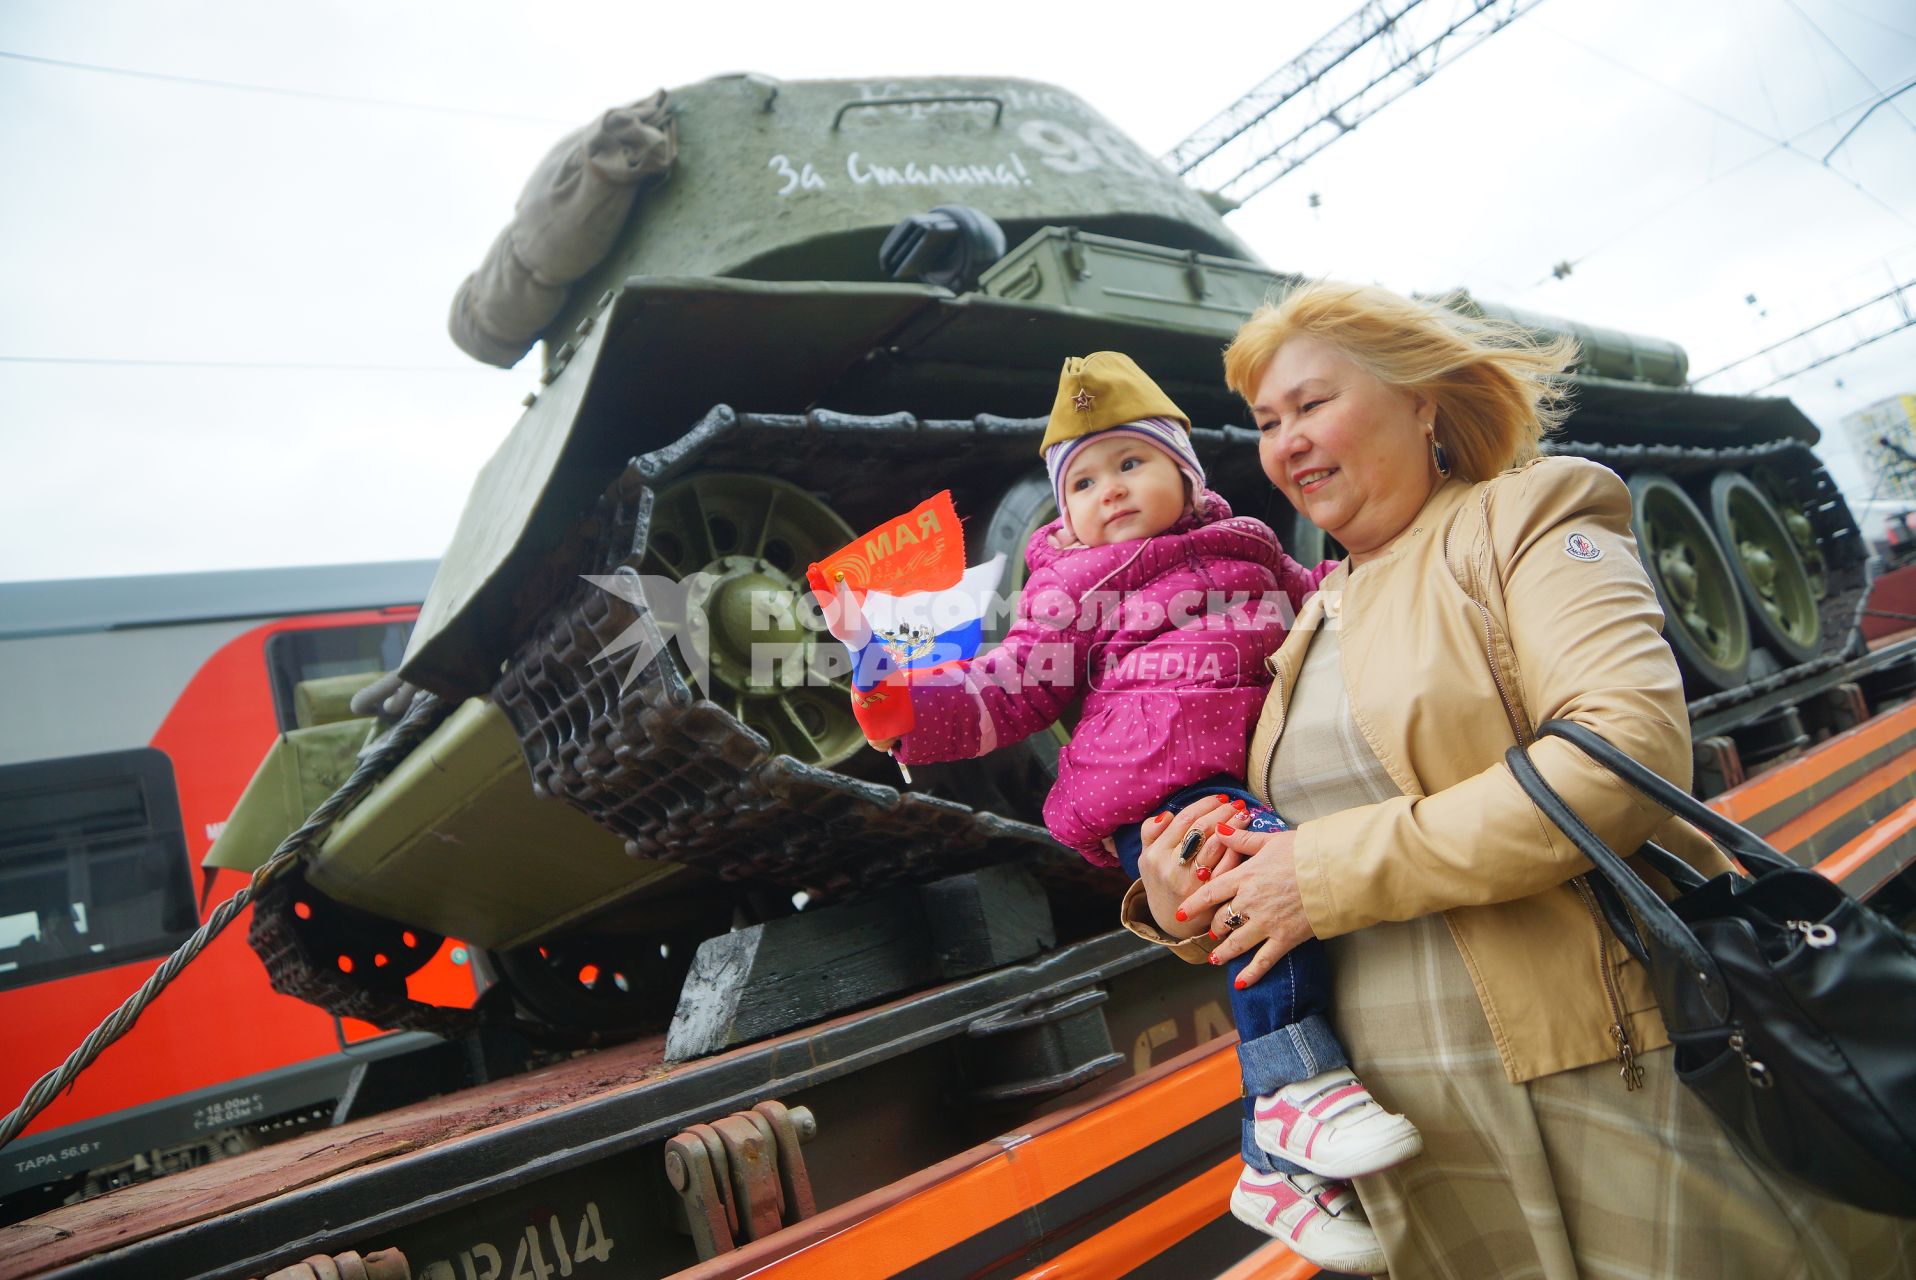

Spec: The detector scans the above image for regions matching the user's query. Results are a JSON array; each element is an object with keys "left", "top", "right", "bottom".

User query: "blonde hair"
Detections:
[{"left": 1223, "top": 282, "right": 1578, "bottom": 481}]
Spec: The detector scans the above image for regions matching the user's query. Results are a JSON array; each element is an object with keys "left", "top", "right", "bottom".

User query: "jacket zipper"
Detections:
[
  {"left": 1574, "top": 878, "right": 1645, "bottom": 1090},
  {"left": 1455, "top": 504, "right": 1642, "bottom": 1091}
]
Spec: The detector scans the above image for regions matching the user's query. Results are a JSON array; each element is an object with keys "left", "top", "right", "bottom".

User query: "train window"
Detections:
[
  {"left": 0, "top": 748, "right": 195, "bottom": 992},
  {"left": 264, "top": 621, "right": 413, "bottom": 732}
]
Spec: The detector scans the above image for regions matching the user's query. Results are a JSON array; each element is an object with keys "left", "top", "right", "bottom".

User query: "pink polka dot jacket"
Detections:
[{"left": 893, "top": 490, "right": 1334, "bottom": 866}]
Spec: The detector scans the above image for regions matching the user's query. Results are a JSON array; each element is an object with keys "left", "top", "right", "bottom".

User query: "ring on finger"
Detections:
[
  {"left": 1224, "top": 907, "right": 1247, "bottom": 931},
  {"left": 1178, "top": 830, "right": 1203, "bottom": 863}
]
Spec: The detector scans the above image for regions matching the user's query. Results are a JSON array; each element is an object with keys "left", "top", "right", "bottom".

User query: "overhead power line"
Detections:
[
  {"left": 1781, "top": 0, "right": 1916, "bottom": 137},
  {"left": 1692, "top": 279, "right": 1916, "bottom": 393},
  {"left": 1161, "top": 0, "right": 1547, "bottom": 206},
  {"left": 0, "top": 49, "right": 573, "bottom": 126},
  {"left": 1531, "top": 71, "right": 1916, "bottom": 286},
  {"left": 1823, "top": 80, "right": 1916, "bottom": 162}
]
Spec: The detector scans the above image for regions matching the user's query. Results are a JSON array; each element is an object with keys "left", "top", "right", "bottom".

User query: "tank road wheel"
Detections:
[
  {"left": 1769, "top": 488, "right": 1830, "bottom": 600},
  {"left": 1708, "top": 472, "right": 1822, "bottom": 665},
  {"left": 641, "top": 473, "right": 863, "bottom": 767},
  {"left": 1628, "top": 472, "right": 1750, "bottom": 692},
  {"left": 962, "top": 472, "right": 1080, "bottom": 809}
]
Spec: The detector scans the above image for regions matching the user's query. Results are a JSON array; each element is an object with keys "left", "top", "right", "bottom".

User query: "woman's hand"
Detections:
[
  {"left": 1135, "top": 795, "right": 1245, "bottom": 939},
  {"left": 1176, "top": 826, "right": 1314, "bottom": 988}
]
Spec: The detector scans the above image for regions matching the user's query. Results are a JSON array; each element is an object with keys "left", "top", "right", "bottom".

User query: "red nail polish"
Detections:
[
  {"left": 1215, "top": 823, "right": 1235, "bottom": 836},
  {"left": 1232, "top": 800, "right": 1248, "bottom": 810},
  {"left": 1174, "top": 909, "right": 1187, "bottom": 922},
  {"left": 1234, "top": 976, "right": 1247, "bottom": 989},
  {"left": 1208, "top": 929, "right": 1218, "bottom": 940},
  {"left": 1154, "top": 810, "right": 1172, "bottom": 823},
  {"left": 1212, "top": 793, "right": 1230, "bottom": 802},
  {"left": 1195, "top": 867, "right": 1210, "bottom": 881},
  {"left": 1209, "top": 954, "right": 1222, "bottom": 965}
]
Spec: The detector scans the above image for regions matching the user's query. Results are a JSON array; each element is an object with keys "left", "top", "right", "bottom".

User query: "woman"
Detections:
[{"left": 1125, "top": 282, "right": 1914, "bottom": 1278}]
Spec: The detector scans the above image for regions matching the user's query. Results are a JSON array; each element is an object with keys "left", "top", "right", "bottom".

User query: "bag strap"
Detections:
[
  {"left": 1503, "top": 741, "right": 1732, "bottom": 1022},
  {"left": 1536, "top": 720, "right": 1795, "bottom": 875}
]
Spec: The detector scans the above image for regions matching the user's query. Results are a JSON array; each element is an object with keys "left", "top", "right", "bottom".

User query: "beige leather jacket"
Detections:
[{"left": 1128, "top": 456, "right": 1732, "bottom": 1085}]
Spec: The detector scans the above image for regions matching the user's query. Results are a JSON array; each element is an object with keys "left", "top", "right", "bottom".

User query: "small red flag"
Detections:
[{"left": 806, "top": 490, "right": 964, "bottom": 604}]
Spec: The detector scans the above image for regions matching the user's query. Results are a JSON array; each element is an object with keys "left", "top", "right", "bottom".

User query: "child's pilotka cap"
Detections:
[{"left": 1042, "top": 352, "right": 1205, "bottom": 542}]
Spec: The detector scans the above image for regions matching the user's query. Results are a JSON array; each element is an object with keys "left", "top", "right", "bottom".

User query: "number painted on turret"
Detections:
[
  {"left": 1017, "top": 120, "right": 1155, "bottom": 176},
  {"left": 1087, "top": 126, "right": 1150, "bottom": 175},
  {"left": 769, "top": 155, "right": 826, "bottom": 196},
  {"left": 416, "top": 1202, "right": 614, "bottom": 1280},
  {"left": 1017, "top": 120, "right": 1099, "bottom": 173}
]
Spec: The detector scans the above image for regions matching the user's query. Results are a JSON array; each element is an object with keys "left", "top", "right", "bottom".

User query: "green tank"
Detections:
[{"left": 217, "top": 73, "right": 1874, "bottom": 1041}]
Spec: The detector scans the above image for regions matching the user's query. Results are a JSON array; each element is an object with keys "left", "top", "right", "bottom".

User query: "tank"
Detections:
[{"left": 215, "top": 73, "right": 1880, "bottom": 1042}]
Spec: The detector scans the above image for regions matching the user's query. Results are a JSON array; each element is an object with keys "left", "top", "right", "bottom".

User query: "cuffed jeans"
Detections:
[{"left": 1114, "top": 777, "right": 1348, "bottom": 1175}]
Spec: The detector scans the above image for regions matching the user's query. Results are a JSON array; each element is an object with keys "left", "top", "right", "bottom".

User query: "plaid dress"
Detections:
[{"left": 1263, "top": 630, "right": 1916, "bottom": 1279}]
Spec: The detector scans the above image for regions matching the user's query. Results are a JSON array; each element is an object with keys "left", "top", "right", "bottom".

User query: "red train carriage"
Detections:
[{"left": 0, "top": 561, "right": 476, "bottom": 1216}]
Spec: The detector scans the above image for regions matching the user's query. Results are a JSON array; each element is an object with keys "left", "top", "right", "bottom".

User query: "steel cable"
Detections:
[{"left": 0, "top": 692, "right": 449, "bottom": 1153}]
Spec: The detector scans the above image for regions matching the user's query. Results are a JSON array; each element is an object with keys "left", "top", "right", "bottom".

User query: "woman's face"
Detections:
[{"left": 1251, "top": 335, "right": 1437, "bottom": 564}]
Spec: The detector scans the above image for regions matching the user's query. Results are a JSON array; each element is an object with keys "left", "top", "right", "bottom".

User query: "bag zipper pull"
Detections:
[
  {"left": 1785, "top": 919, "right": 1836, "bottom": 948},
  {"left": 1728, "top": 1024, "right": 1775, "bottom": 1089},
  {"left": 1609, "top": 1022, "right": 1644, "bottom": 1091}
]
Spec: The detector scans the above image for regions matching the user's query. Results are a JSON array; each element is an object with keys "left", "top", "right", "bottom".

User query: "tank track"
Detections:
[{"left": 1545, "top": 437, "right": 1871, "bottom": 717}]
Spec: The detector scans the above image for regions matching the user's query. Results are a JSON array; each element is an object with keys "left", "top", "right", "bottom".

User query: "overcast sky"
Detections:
[{"left": 2, "top": 0, "right": 1912, "bottom": 583}]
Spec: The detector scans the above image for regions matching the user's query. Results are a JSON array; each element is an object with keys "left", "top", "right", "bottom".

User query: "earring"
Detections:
[{"left": 1428, "top": 426, "right": 1451, "bottom": 479}]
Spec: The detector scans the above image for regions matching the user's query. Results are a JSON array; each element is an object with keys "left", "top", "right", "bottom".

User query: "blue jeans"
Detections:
[{"left": 1114, "top": 777, "right": 1349, "bottom": 1176}]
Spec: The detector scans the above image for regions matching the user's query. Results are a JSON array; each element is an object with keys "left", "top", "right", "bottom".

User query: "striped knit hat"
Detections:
[{"left": 1045, "top": 416, "right": 1207, "bottom": 544}]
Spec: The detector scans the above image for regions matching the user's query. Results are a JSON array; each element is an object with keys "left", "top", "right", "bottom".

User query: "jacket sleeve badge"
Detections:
[{"left": 1564, "top": 531, "right": 1604, "bottom": 561}]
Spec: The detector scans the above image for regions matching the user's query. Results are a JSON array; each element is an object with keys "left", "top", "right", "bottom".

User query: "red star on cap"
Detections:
[{"left": 1072, "top": 387, "right": 1094, "bottom": 411}]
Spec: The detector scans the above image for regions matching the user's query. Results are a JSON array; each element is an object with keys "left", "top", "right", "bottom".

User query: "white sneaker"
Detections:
[
  {"left": 1229, "top": 1166, "right": 1386, "bottom": 1276},
  {"left": 1252, "top": 1067, "right": 1423, "bottom": 1179}
]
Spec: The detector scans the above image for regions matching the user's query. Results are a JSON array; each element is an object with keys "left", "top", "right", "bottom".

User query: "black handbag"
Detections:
[{"left": 1505, "top": 718, "right": 1916, "bottom": 1218}]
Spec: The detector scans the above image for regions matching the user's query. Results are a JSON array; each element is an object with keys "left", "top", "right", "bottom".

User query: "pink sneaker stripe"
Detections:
[
  {"left": 1305, "top": 1126, "right": 1320, "bottom": 1158},
  {"left": 1238, "top": 1176, "right": 1303, "bottom": 1206},
  {"left": 1238, "top": 1176, "right": 1304, "bottom": 1226},
  {"left": 1307, "top": 1082, "right": 1369, "bottom": 1117},
  {"left": 1288, "top": 1205, "right": 1321, "bottom": 1241},
  {"left": 1255, "top": 1097, "right": 1305, "bottom": 1145}
]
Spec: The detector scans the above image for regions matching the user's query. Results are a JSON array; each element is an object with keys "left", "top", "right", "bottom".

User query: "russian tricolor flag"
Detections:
[{"left": 806, "top": 491, "right": 1005, "bottom": 746}]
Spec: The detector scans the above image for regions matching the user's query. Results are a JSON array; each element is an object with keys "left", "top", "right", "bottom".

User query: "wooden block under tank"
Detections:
[{"left": 664, "top": 864, "right": 1055, "bottom": 1063}]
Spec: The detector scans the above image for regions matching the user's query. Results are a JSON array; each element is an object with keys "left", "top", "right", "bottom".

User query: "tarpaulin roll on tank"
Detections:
[{"left": 448, "top": 90, "right": 678, "bottom": 369}]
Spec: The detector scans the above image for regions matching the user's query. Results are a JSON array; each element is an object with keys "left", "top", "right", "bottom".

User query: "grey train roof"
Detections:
[{"left": 0, "top": 561, "right": 439, "bottom": 640}]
